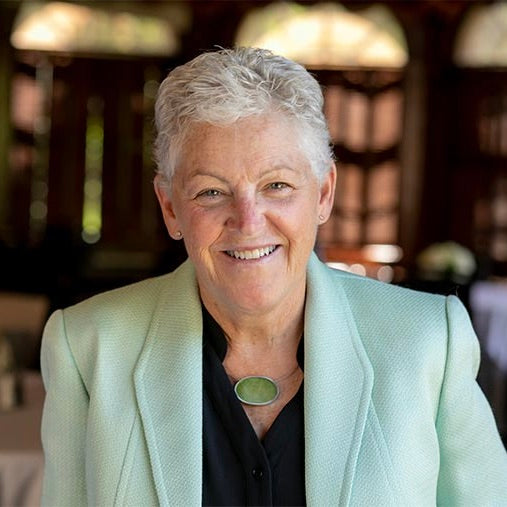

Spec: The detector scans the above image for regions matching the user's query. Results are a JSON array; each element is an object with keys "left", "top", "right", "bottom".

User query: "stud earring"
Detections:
[
  {"left": 175, "top": 231, "right": 183, "bottom": 239},
  {"left": 318, "top": 215, "right": 325, "bottom": 222}
]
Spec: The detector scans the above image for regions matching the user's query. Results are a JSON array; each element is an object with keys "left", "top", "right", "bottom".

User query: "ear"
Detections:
[
  {"left": 317, "top": 163, "right": 337, "bottom": 223},
  {"left": 154, "top": 175, "right": 182, "bottom": 240}
]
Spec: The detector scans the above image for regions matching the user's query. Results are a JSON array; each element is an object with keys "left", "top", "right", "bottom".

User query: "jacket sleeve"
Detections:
[
  {"left": 40, "top": 310, "right": 88, "bottom": 507},
  {"left": 436, "top": 295, "right": 507, "bottom": 504}
]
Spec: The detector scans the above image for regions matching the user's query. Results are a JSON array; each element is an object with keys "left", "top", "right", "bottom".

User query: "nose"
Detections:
[{"left": 227, "top": 195, "right": 266, "bottom": 235}]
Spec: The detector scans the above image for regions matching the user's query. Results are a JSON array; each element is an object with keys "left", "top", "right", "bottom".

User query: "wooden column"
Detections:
[{"left": 0, "top": 3, "right": 19, "bottom": 242}]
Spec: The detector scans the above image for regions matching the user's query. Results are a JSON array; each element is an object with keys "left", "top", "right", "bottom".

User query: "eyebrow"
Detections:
[
  {"left": 187, "top": 165, "right": 298, "bottom": 181},
  {"left": 186, "top": 170, "right": 229, "bottom": 184}
]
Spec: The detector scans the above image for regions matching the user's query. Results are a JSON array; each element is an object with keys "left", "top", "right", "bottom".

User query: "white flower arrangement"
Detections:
[{"left": 416, "top": 241, "right": 477, "bottom": 283}]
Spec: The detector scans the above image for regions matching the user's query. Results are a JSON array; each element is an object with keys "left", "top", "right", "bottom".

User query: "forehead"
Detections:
[{"left": 176, "top": 114, "right": 310, "bottom": 174}]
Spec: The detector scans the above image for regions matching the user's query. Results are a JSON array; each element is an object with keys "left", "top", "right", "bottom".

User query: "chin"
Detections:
[{"left": 231, "top": 285, "right": 288, "bottom": 315}]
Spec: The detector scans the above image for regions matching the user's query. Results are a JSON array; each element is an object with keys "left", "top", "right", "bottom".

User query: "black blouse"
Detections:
[{"left": 202, "top": 307, "right": 306, "bottom": 506}]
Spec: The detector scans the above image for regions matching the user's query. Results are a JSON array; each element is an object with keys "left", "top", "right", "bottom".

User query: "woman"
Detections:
[{"left": 41, "top": 47, "right": 507, "bottom": 506}]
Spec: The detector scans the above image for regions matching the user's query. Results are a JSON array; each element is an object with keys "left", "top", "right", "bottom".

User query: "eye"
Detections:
[
  {"left": 267, "top": 182, "right": 290, "bottom": 191},
  {"left": 196, "top": 188, "right": 223, "bottom": 199}
]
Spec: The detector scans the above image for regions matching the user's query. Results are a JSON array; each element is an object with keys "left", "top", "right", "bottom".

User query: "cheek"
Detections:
[
  {"left": 283, "top": 197, "right": 319, "bottom": 230},
  {"left": 184, "top": 210, "right": 223, "bottom": 251},
  {"left": 182, "top": 205, "right": 216, "bottom": 232},
  {"left": 190, "top": 205, "right": 225, "bottom": 225}
]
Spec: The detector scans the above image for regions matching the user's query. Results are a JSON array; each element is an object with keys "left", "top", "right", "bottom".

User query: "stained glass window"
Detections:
[
  {"left": 454, "top": 3, "right": 507, "bottom": 67},
  {"left": 236, "top": 2, "right": 407, "bottom": 69},
  {"left": 11, "top": 1, "right": 187, "bottom": 56}
]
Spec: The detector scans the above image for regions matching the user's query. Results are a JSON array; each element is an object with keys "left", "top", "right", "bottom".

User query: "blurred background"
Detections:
[{"left": 0, "top": 2, "right": 506, "bottom": 500}]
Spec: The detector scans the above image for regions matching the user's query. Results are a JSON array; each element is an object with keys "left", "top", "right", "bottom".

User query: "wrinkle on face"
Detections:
[{"left": 156, "top": 114, "right": 335, "bottom": 320}]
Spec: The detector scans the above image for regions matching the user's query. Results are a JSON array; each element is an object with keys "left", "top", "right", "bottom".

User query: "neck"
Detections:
[
  {"left": 202, "top": 288, "right": 305, "bottom": 347},
  {"left": 201, "top": 285, "right": 305, "bottom": 376}
]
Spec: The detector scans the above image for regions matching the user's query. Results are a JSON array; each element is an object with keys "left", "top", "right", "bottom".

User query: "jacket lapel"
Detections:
[
  {"left": 133, "top": 260, "right": 203, "bottom": 506},
  {"left": 132, "top": 254, "right": 373, "bottom": 506},
  {"left": 304, "top": 253, "right": 374, "bottom": 506}
]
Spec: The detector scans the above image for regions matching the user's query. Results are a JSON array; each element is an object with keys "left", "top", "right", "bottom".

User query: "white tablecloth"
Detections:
[
  {"left": 470, "top": 281, "right": 507, "bottom": 373},
  {"left": 0, "top": 371, "right": 44, "bottom": 507}
]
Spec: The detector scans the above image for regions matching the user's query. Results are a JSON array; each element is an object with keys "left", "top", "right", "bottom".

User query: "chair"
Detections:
[{"left": 0, "top": 292, "right": 49, "bottom": 369}]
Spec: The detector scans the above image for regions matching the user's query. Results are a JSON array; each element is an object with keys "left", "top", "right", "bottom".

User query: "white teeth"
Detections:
[{"left": 226, "top": 245, "right": 276, "bottom": 260}]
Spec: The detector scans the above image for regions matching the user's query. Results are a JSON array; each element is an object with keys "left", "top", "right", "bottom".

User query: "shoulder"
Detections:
[
  {"left": 316, "top": 262, "right": 470, "bottom": 422},
  {"left": 315, "top": 256, "right": 448, "bottom": 319},
  {"left": 62, "top": 258, "right": 194, "bottom": 329},
  {"left": 312, "top": 257, "right": 453, "bottom": 374},
  {"left": 42, "top": 259, "right": 196, "bottom": 384},
  {"left": 342, "top": 269, "right": 446, "bottom": 314},
  {"left": 64, "top": 273, "right": 168, "bottom": 326}
]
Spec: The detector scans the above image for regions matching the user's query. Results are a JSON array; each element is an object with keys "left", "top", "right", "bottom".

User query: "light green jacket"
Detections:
[{"left": 41, "top": 253, "right": 507, "bottom": 506}]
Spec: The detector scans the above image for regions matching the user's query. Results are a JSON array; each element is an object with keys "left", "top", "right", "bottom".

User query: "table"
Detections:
[
  {"left": 471, "top": 281, "right": 507, "bottom": 373},
  {"left": 470, "top": 280, "right": 507, "bottom": 437},
  {"left": 0, "top": 371, "right": 44, "bottom": 507}
]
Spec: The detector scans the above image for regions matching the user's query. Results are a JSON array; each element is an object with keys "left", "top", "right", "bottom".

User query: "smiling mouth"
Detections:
[{"left": 225, "top": 245, "right": 278, "bottom": 260}]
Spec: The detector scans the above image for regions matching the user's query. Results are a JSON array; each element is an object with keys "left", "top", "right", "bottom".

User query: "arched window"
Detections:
[
  {"left": 454, "top": 3, "right": 507, "bottom": 67},
  {"left": 236, "top": 3, "right": 408, "bottom": 280},
  {"left": 236, "top": 2, "right": 407, "bottom": 69},
  {"left": 11, "top": 1, "right": 184, "bottom": 56}
]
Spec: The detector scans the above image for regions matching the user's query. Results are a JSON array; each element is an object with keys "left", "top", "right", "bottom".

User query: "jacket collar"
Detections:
[
  {"left": 134, "top": 253, "right": 373, "bottom": 506},
  {"left": 304, "top": 253, "right": 374, "bottom": 506},
  {"left": 133, "top": 260, "right": 203, "bottom": 506}
]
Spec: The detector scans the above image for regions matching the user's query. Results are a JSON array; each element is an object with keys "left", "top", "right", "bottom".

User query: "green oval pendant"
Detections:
[{"left": 234, "top": 376, "right": 279, "bottom": 406}]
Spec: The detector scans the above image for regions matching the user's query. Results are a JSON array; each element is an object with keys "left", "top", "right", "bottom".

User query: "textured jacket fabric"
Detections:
[{"left": 40, "top": 253, "right": 507, "bottom": 506}]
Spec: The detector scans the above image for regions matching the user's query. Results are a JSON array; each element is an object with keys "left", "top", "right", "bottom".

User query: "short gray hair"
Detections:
[{"left": 154, "top": 47, "right": 333, "bottom": 190}]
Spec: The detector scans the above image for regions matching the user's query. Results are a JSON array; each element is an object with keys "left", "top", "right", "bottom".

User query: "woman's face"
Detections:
[{"left": 155, "top": 114, "right": 336, "bottom": 316}]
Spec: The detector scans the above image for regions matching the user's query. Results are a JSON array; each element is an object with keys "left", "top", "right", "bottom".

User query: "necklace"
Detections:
[
  {"left": 234, "top": 376, "right": 279, "bottom": 406},
  {"left": 229, "top": 365, "right": 300, "bottom": 406}
]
